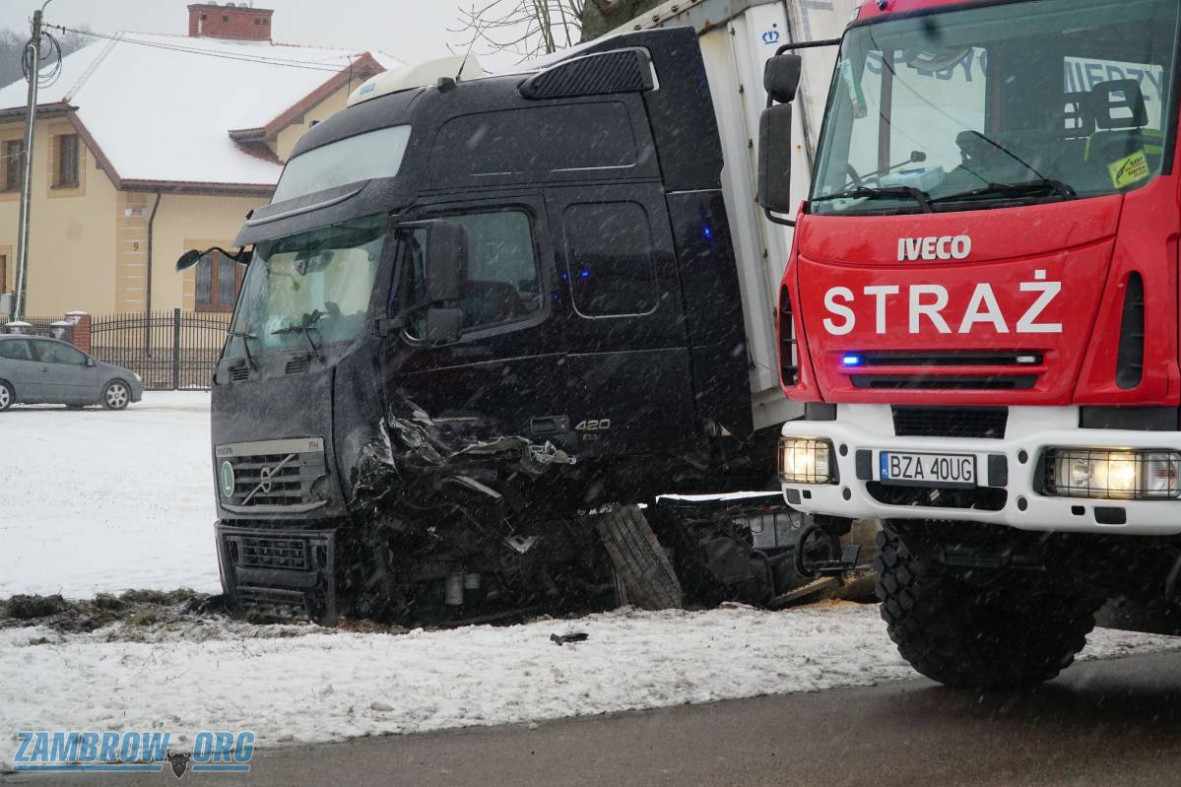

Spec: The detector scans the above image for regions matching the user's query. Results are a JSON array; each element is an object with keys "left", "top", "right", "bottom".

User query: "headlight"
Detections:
[
  {"left": 133, "top": 372, "right": 142, "bottom": 382},
  {"left": 1047, "top": 449, "right": 1181, "bottom": 500},
  {"left": 779, "top": 437, "right": 836, "bottom": 484}
]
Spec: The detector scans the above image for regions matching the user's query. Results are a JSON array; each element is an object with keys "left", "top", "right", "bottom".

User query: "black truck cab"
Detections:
[{"left": 202, "top": 29, "right": 763, "bottom": 622}]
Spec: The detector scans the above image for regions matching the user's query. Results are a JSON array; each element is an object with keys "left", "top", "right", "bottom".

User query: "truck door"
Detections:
[
  {"left": 382, "top": 198, "right": 571, "bottom": 449},
  {"left": 545, "top": 183, "right": 699, "bottom": 458}
]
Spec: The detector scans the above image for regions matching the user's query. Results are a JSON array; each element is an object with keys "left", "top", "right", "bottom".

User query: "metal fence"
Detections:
[
  {"left": 0, "top": 315, "right": 74, "bottom": 341},
  {"left": 91, "top": 309, "right": 230, "bottom": 390}
]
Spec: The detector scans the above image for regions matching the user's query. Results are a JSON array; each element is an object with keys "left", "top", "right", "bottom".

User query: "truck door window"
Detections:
[
  {"left": 562, "top": 202, "right": 657, "bottom": 317},
  {"left": 402, "top": 209, "right": 541, "bottom": 339}
]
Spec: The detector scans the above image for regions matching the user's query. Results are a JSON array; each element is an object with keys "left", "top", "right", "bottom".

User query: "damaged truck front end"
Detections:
[{"left": 195, "top": 28, "right": 808, "bottom": 625}]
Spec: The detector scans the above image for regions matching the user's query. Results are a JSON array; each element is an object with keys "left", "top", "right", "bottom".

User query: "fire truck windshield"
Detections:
[
  {"left": 809, "top": 0, "right": 1180, "bottom": 215},
  {"left": 224, "top": 214, "right": 388, "bottom": 360}
]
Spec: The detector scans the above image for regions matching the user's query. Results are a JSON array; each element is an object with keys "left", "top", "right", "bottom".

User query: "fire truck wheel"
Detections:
[
  {"left": 596, "top": 505, "right": 683, "bottom": 611},
  {"left": 876, "top": 524, "right": 1097, "bottom": 690}
]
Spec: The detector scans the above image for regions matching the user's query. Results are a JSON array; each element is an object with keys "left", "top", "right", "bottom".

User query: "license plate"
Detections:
[{"left": 880, "top": 452, "right": 976, "bottom": 488}]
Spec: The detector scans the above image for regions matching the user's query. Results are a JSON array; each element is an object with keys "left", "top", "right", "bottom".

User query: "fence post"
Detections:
[
  {"left": 172, "top": 308, "right": 182, "bottom": 390},
  {"left": 65, "top": 311, "right": 91, "bottom": 354}
]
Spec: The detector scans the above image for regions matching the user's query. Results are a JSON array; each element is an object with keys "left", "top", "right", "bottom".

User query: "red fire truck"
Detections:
[{"left": 761, "top": 0, "right": 1181, "bottom": 688}]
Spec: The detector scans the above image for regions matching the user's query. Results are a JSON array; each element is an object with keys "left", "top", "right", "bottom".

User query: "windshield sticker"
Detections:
[
  {"left": 838, "top": 58, "right": 868, "bottom": 119},
  {"left": 1108, "top": 150, "right": 1151, "bottom": 189}
]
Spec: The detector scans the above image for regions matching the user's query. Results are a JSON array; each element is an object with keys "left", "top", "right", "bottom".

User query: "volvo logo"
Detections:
[{"left": 259, "top": 465, "right": 277, "bottom": 495}]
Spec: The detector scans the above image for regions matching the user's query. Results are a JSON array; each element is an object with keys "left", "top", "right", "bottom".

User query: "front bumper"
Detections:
[
  {"left": 216, "top": 522, "right": 337, "bottom": 624},
  {"left": 781, "top": 405, "right": 1181, "bottom": 535}
]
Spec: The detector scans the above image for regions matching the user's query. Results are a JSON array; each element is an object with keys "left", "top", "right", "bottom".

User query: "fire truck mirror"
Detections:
[
  {"left": 758, "top": 102, "right": 794, "bottom": 217},
  {"left": 763, "top": 53, "right": 802, "bottom": 105}
]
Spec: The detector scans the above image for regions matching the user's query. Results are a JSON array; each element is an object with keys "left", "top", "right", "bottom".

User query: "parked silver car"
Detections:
[{"left": 0, "top": 335, "right": 144, "bottom": 411}]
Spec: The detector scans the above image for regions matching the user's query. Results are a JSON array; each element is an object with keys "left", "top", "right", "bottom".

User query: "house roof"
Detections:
[{"left": 0, "top": 33, "right": 399, "bottom": 190}]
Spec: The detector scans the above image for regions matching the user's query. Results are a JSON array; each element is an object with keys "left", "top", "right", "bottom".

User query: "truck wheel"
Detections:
[
  {"left": 596, "top": 505, "right": 683, "bottom": 611},
  {"left": 876, "top": 524, "right": 1096, "bottom": 690}
]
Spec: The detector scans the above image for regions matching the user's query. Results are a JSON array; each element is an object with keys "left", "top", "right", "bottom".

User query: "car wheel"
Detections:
[
  {"left": 0, "top": 381, "right": 13, "bottom": 412},
  {"left": 102, "top": 380, "right": 131, "bottom": 410}
]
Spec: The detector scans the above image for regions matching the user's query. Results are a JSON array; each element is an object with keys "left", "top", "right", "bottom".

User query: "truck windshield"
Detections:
[
  {"left": 225, "top": 215, "right": 388, "bottom": 359},
  {"left": 810, "top": 0, "right": 1180, "bottom": 215}
]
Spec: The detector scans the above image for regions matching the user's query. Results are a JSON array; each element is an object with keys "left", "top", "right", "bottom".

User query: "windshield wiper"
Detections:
[
  {"left": 271, "top": 311, "right": 324, "bottom": 358},
  {"left": 227, "top": 330, "right": 258, "bottom": 371},
  {"left": 812, "top": 186, "right": 932, "bottom": 213},
  {"left": 928, "top": 179, "right": 1076, "bottom": 205}
]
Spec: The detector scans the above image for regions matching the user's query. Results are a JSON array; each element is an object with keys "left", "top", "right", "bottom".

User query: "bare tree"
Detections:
[{"left": 450, "top": 0, "right": 586, "bottom": 63}]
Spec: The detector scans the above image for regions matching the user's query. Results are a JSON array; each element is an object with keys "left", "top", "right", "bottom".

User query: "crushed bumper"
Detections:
[
  {"left": 216, "top": 523, "right": 337, "bottom": 624},
  {"left": 781, "top": 405, "right": 1181, "bottom": 536}
]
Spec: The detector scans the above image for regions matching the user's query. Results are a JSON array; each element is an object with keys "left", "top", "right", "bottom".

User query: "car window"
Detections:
[
  {"left": 0, "top": 339, "right": 31, "bottom": 361},
  {"left": 32, "top": 341, "right": 87, "bottom": 365}
]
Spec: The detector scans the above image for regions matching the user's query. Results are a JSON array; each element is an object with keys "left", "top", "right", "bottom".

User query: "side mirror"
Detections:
[
  {"left": 764, "top": 54, "right": 802, "bottom": 104},
  {"left": 423, "top": 221, "right": 469, "bottom": 304},
  {"left": 176, "top": 249, "right": 203, "bottom": 272},
  {"left": 86, "top": 357, "right": 95, "bottom": 367},
  {"left": 758, "top": 103, "right": 795, "bottom": 218},
  {"left": 175, "top": 247, "right": 252, "bottom": 273}
]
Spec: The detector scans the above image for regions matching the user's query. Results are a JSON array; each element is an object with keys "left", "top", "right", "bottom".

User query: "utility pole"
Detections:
[{"left": 13, "top": 1, "right": 52, "bottom": 321}]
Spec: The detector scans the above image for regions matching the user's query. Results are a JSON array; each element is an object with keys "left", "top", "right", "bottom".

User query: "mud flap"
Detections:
[{"left": 595, "top": 506, "right": 683, "bottom": 610}]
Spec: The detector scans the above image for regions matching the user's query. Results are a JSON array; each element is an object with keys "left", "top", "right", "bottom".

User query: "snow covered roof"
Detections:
[{"left": 0, "top": 33, "right": 400, "bottom": 190}]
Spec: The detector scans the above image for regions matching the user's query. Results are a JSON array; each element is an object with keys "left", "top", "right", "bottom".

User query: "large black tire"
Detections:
[
  {"left": 875, "top": 524, "right": 1097, "bottom": 690},
  {"left": 596, "top": 506, "right": 683, "bottom": 611}
]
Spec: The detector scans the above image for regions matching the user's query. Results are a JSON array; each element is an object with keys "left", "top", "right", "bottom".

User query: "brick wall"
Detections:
[{"left": 188, "top": 4, "right": 273, "bottom": 41}]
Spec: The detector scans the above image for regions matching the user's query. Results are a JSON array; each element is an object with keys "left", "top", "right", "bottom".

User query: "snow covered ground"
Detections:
[
  {"left": 3, "top": 601, "right": 1180, "bottom": 768},
  {"left": 0, "top": 392, "right": 221, "bottom": 598}
]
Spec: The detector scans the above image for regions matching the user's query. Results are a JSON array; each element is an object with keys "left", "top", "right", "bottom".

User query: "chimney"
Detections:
[{"left": 188, "top": 3, "right": 274, "bottom": 42}]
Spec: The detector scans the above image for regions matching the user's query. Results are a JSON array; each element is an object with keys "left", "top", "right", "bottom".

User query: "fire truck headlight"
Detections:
[
  {"left": 779, "top": 438, "right": 836, "bottom": 485},
  {"left": 1047, "top": 449, "right": 1181, "bottom": 500}
]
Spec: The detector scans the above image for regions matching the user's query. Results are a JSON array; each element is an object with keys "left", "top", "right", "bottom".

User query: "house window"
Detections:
[
  {"left": 0, "top": 254, "right": 7, "bottom": 292},
  {"left": 55, "top": 134, "right": 79, "bottom": 188},
  {"left": 3, "top": 140, "right": 24, "bottom": 192},
  {"left": 195, "top": 250, "right": 242, "bottom": 313}
]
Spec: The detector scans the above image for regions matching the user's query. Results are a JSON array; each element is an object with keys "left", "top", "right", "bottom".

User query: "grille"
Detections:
[
  {"left": 852, "top": 350, "right": 1043, "bottom": 367},
  {"left": 867, "top": 482, "right": 1007, "bottom": 511},
  {"left": 779, "top": 284, "right": 799, "bottom": 386},
  {"left": 230, "top": 454, "right": 306, "bottom": 506},
  {"left": 230, "top": 366, "right": 249, "bottom": 382},
  {"left": 893, "top": 407, "right": 1008, "bottom": 439},
  {"left": 1116, "top": 273, "right": 1144, "bottom": 390},
  {"left": 217, "top": 438, "right": 327, "bottom": 511},
  {"left": 236, "top": 536, "right": 309, "bottom": 570},
  {"left": 852, "top": 375, "right": 1036, "bottom": 390},
  {"left": 285, "top": 356, "right": 309, "bottom": 375}
]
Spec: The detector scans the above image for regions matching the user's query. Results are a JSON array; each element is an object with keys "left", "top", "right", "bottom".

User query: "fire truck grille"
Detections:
[
  {"left": 852, "top": 375, "right": 1037, "bottom": 390},
  {"left": 892, "top": 407, "right": 1008, "bottom": 439}
]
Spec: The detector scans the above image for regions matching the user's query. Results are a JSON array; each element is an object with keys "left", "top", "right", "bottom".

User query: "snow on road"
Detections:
[
  {"left": 0, "top": 393, "right": 220, "bottom": 598},
  {"left": 2, "top": 602, "right": 1179, "bottom": 768}
]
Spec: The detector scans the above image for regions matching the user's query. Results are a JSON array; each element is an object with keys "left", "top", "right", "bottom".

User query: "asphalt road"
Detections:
[{"left": 9, "top": 650, "right": 1181, "bottom": 787}]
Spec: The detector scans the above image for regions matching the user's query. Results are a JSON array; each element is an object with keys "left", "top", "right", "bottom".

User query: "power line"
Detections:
[{"left": 45, "top": 24, "right": 364, "bottom": 73}]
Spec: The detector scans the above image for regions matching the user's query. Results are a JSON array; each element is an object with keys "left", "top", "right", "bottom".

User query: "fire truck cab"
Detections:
[{"left": 763, "top": 0, "right": 1181, "bottom": 688}]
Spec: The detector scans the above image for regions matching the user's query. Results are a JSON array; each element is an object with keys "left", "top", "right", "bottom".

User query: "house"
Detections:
[{"left": 0, "top": 3, "right": 395, "bottom": 318}]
